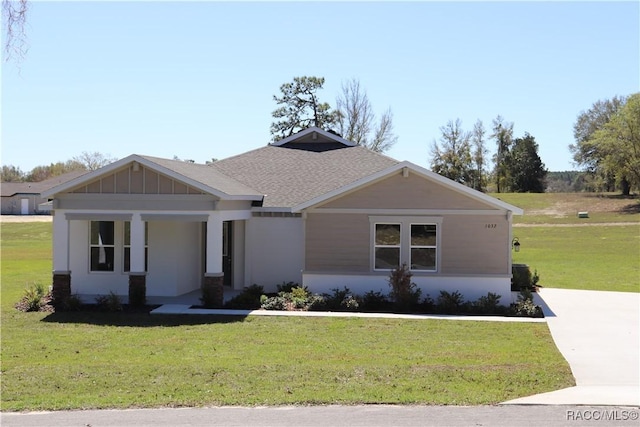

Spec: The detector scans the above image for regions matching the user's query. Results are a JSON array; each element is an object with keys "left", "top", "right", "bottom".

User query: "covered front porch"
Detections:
[{"left": 51, "top": 209, "right": 250, "bottom": 307}]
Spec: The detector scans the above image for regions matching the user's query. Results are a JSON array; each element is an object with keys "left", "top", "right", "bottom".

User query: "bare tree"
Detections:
[
  {"left": 335, "top": 78, "right": 397, "bottom": 153},
  {"left": 2, "top": 0, "right": 29, "bottom": 64},
  {"left": 72, "top": 151, "right": 116, "bottom": 170}
]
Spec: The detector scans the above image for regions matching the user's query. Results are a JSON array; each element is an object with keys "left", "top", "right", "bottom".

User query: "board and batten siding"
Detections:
[
  {"left": 71, "top": 165, "right": 203, "bottom": 195},
  {"left": 305, "top": 213, "right": 370, "bottom": 273},
  {"left": 319, "top": 172, "right": 495, "bottom": 210}
]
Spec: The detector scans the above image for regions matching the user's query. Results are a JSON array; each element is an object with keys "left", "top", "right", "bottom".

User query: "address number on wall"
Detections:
[{"left": 484, "top": 223, "right": 497, "bottom": 229}]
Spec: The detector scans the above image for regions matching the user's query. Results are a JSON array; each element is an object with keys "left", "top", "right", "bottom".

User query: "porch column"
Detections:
[
  {"left": 128, "top": 213, "right": 146, "bottom": 306},
  {"left": 203, "top": 213, "right": 224, "bottom": 307},
  {"left": 52, "top": 211, "right": 71, "bottom": 305}
]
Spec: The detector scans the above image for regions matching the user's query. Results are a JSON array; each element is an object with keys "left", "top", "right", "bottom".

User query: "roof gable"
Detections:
[
  {"left": 270, "top": 127, "right": 356, "bottom": 151},
  {"left": 41, "top": 155, "right": 263, "bottom": 201},
  {"left": 293, "top": 162, "right": 524, "bottom": 214}
]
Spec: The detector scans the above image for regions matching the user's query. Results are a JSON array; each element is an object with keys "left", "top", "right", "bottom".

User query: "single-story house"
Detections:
[
  {"left": 1, "top": 171, "right": 88, "bottom": 215},
  {"left": 41, "top": 127, "right": 523, "bottom": 306}
]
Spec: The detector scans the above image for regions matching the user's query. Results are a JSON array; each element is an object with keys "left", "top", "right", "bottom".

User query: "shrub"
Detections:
[
  {"left": 95, "top": 292, "right": 123, "bottom": 312},
  {"left": 509, "top": 288, "right": 543, "bottom": 318},
  {"left": 321, "top": 287, "right": 361, "bottom": 311},
  {"left": 436, "top": 290, "right": 465, "bottom": 314},
  {"left": 225, "top": 284, "right": 264, "bottom": 309},
  {"left": 276, "top": 281, "right": 305, "bottom": 293},
  {"left": 15, "top": 282, "right": 52, "bottom": 312},
  {"left": 512, "top": 265, "right": 541, "bottom": 292},
  {"left": 510, "top": 299, "right": 544, "bottom": 318},
  {"left": 60, "top": 293, "right": 83, "bottom": 312},
  {"left": 417, "top": 294, "right": 436, "bottom": 313},
  {"left": 360, "top": 290, "right": 390, "bottom": 312},
  {"left": 388, "top": 263, "right": 422, "bottom": 312},
  {"left": 261, "top": 286, "right": 326, "bottom": 311},
  {"left": 260, "top": 295, "right": 287, "bottom": 310},
  {"left": 472, "top": 292, "right": 504, "bottom": 315}
]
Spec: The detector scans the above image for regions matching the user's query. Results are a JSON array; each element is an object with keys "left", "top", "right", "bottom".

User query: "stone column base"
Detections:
[
  {"left": 52, "top": 271, "right": 71, "bottom": 306},
  {"left": 202, "top": 273, "right": 224, "bottom": 308},
  {"left": 128, "top": 273, "right": 147, "bottom": 306}
]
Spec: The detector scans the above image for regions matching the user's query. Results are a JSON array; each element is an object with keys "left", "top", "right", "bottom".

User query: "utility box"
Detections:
[{"left": 577, "top": 211, "right": 589, "bottom": 218}]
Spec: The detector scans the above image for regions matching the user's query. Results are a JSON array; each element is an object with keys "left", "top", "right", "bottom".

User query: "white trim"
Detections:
[
  {"left": 65, "top": 213, "right": 133, "bottom": 221},
  {"left": 293, "top": 161, "right": 524, "bottom": 215},
  {"left": 269, "top": 126, "right": 356, "bottom": 147},
  {"left": 140, "top": 214, "right": 209, "bottom": 222},
  {"left": 308, "top": 208, "right": 506, "bottom": 216}
]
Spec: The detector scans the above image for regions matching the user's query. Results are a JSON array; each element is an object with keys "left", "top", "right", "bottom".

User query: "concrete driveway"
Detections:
[{"left": 503, "top": 288, "right": 640, "bottom": 405}]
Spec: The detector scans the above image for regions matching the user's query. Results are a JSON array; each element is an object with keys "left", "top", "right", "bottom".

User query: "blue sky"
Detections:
[{"left": 2, "top": 1, "right": 639, "bottom": 173}]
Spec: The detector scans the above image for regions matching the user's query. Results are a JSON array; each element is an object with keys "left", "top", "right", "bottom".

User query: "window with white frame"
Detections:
[
  {"left": 371, "top": 217, "right": 441, "bottom": 272},
  {"left": 410, "top": 224, "right": 437, "bottom": 271},
  {"left": 374, "top": 223, "right": 401, "bottom": 270},
  {"left": 123, "top": 221, "right": 148, "bottom": 272},
  {"left": 90, "top": 221, "right": 115, "bottom": 271}
]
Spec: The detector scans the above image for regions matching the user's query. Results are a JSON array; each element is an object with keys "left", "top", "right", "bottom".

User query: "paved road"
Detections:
[{"left": 3, "top": 405, "right": 640, "bottom": 427}]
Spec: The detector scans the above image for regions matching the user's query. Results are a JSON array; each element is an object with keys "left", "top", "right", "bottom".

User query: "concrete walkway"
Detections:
[
  {"left": 503, "top": 288, "right": 640, "bottom": 406},
  {"left": 150, "top": 304, "right": 545, "bottom": 322}
]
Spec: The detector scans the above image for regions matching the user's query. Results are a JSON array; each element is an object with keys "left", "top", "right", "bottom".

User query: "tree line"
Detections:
[{"left": 1, "top": 152, "right": 115, "bottom": 182}]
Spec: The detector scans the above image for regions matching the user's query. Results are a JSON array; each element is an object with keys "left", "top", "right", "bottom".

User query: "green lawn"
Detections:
[
  {"left": 1, "top": 221, "right": 574, "bottom": 411},
  {"left": 512, "top": 224, "right": 640, "bottom": 292}
]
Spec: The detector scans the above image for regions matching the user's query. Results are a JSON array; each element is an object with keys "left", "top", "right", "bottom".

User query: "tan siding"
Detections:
[
  {"left": 173, "top": 181, "right": 187, "bottom": 194},
  {"left": 145, "top": 170, "right": 159, "bottom": 194},
  {"left": 101, "top": 174, "right": 115, "bottom": 193},
  {"left": 440, "top": 215, "right": 509, "bottom": 275},
  {"left": 159, "top": 174, "right": 173, "bottom": 193},
  {"left": 305, "top": 213, "right": 370, "bottom": 272},
  {"left": 130, "top": 169, "right": 143, "bottom": 194},
  {"left": 86, "top": 180, "right": 101, "bottom": 193},
  {"left": 321, "top": 173, "right": 493, "bottom": 210},
  {"left": 116, "top": 169, "right": 130, "bottom": 193}
]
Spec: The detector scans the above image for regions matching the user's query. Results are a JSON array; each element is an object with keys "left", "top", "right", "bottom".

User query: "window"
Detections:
[
  {"left": 123, "top": 222, "right": 148, "bottom": 272},
  {"left": 371, "top": 217, "right": 441, "bottom": 272},
  {"left": 374, "top": 223, "right": 401, "bottom": 270},
  {"left": 90, "top": 221, "right": 115, "bottom": 271},
  {"left": 410, "top": 224, "right": 437, "bottom": 271}
]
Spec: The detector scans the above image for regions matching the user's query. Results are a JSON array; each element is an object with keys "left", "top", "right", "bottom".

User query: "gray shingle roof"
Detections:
[
  {"left": 211, "top": 145, "right": 399, "bottom": 208},
  {"left": 1, "top": 170, "right": 89, "bottom": 197},
  {"left": 138, "top": 155, "right": 263, "bottom": 198}
]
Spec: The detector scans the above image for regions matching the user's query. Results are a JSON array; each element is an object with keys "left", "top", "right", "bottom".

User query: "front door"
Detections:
[
  {"left": 222, "top": 221, "right": 233, "bottom": 287},
  {"left": 20, "top": 198, "right": 29, "bottom": 215}
]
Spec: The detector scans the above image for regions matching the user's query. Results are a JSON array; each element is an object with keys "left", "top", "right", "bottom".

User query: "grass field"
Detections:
[
  {"left": 0, "top": 222, "right": 574, "bottom": 411},
  {"left": 512, "top": 225, "right": 639, "bottom": 292}
]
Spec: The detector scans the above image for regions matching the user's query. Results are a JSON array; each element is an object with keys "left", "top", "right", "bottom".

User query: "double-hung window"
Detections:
[
  {"left": 90, "top": 221, "right": 115, "bottom": 271},
  {"left": 372, "top": 217, "right": 441, "bottom": 272},
  {"left": 410, "top": 224, "right": 437, "bottom": 271},
  {"left": 374, "top": 223, "right": 401, "bottom": 270}
]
